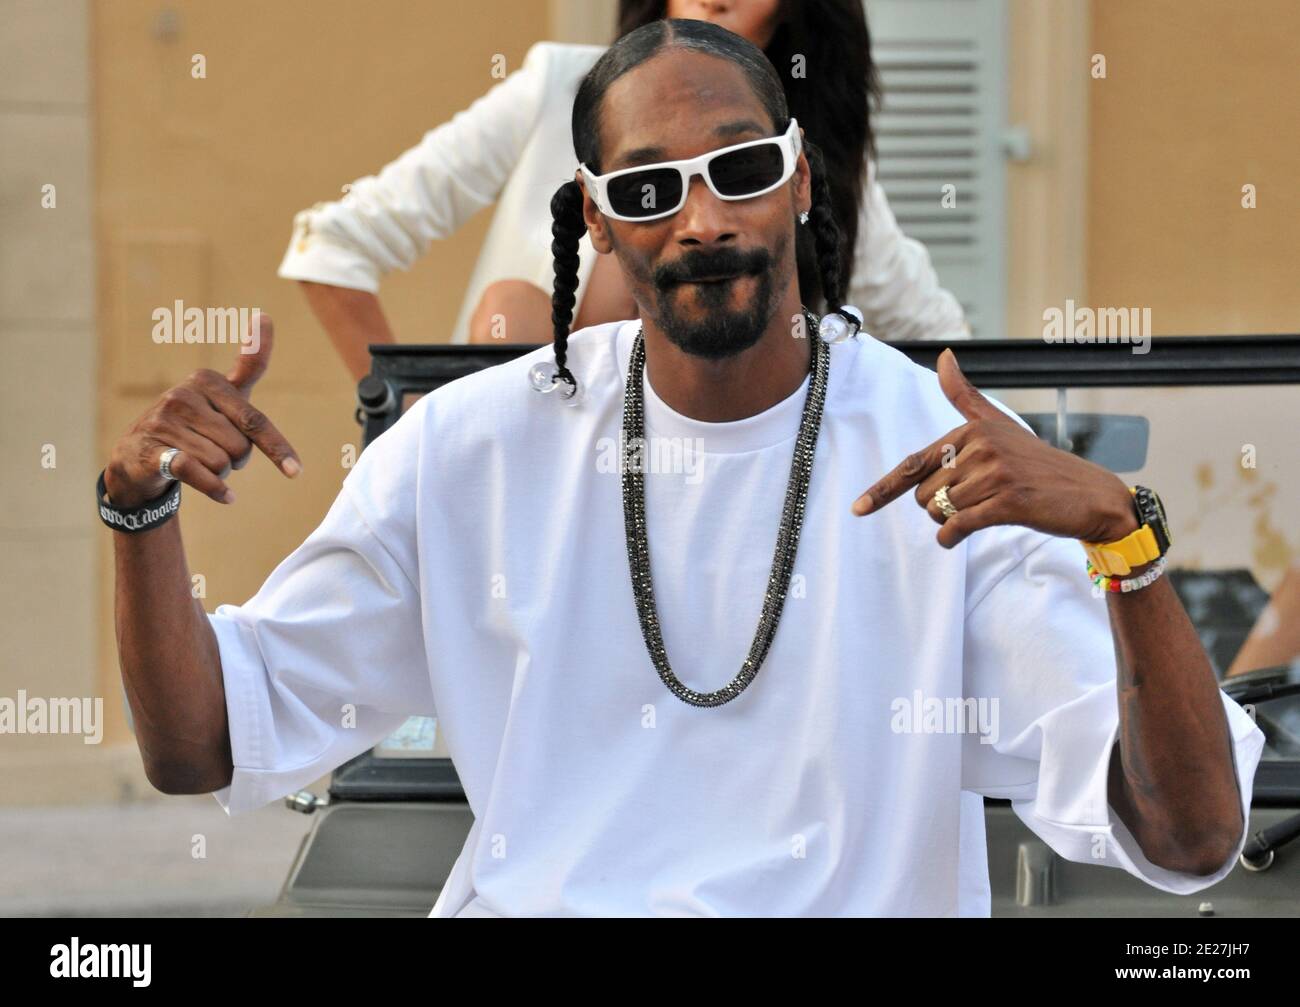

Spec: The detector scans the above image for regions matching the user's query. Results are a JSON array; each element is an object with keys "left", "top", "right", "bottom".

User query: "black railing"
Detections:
[{"left": 357, "top": 334, "right": 1300, "bottom": 446}]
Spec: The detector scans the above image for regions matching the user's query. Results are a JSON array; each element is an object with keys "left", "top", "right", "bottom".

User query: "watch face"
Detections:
[{"left": 1134, "top": 486, "right": 1172, "bottom": 552}]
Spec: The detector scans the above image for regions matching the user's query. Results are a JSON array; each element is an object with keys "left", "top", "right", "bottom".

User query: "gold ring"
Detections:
[{"left": 933, "top": 485, "right": 958, "bottom": 520}]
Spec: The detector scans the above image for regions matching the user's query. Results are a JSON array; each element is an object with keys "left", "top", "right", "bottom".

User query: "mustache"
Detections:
[{"left": 655, "top": 247, "right": 770, "bottom": 287}]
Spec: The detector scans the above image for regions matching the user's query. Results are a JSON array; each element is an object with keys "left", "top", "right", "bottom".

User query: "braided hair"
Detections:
[{"left": 548, "top": 18, "right": 850, "bottom": 388}]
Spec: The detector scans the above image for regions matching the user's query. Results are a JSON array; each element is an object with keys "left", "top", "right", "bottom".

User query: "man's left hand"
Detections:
[{"left": 851, "top": 349, "right": 1140, "bottom": 549}]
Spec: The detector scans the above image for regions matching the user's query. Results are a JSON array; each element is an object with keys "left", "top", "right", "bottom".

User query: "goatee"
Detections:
[{"left": 651, "top": 232, "right": 789, "bottom": 360}]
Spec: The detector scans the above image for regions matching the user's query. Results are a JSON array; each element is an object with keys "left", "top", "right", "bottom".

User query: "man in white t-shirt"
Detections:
[{"left": 100, "top": 20, "right": 1262, "bottom": 916}]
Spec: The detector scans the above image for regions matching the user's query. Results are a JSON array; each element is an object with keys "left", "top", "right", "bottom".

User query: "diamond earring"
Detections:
[{"left": 798, "top": 210, "right": 809, "bottom": 225}]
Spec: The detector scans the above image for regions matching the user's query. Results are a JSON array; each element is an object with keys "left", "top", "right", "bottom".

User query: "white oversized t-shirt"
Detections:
[{"left": 208, "top": 319, "right": 1265, "bottom": 917}]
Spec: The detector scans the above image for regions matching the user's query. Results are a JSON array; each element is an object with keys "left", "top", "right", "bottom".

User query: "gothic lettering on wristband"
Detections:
[{"left": 96, "top": 470, "right": 181, "bottom": 533}]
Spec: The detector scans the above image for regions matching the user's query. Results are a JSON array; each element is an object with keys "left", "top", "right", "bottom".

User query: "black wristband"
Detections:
[{"left": 96, "top": 469, "right": 181, "bottom": 533}]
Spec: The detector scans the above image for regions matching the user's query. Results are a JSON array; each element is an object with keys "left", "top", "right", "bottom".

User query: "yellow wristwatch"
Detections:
[{"left": 1080, "top": 485, "right": 1173, "bottom": 576}]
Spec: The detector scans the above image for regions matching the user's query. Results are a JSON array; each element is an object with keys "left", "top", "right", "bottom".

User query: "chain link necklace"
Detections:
[{"left": 621, "top": 308, "right": 831, "bottom": 707}]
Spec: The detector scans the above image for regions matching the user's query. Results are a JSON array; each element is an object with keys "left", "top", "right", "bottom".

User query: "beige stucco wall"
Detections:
[
  {"left": 0, "top": 0, "right": 105, "bottom": 801},
  {"left": 1086, "top": 0, "right": 1300, "bottom": 336}
]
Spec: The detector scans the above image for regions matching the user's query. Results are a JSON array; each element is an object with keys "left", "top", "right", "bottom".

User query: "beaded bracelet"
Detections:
[{"left": 1086, "top": 554, "right": 1167, "bottom": 594}]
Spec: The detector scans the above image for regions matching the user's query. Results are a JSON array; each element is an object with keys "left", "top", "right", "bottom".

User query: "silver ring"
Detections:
[
  {"left": 158, "top": 447, "right": 181, "bottom": 481},
  {"left": 933, "top": 484, "right": 958, "bottom": 520}
]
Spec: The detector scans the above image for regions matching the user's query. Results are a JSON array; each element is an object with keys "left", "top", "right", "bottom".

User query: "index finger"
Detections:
[
  {"left": 852, "top": 432, "right": 960, "bottom": 516},
  {"left": 195, "top": 373, "right": 302, "bottom": 478}
]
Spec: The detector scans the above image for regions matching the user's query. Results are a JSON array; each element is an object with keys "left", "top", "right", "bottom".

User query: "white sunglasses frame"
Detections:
[{"left": 578, "top": 117, "right": 802, "bottom": 223}]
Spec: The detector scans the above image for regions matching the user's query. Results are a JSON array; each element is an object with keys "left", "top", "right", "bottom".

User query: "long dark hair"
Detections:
[
  {"left": 549, "top": 17, "right": 854, "bottom": 386},
  {"left": 619, "top": 0, "right": 878, "bottom": 309}
]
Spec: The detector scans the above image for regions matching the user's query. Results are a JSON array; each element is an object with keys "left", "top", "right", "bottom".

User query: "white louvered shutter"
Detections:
[{"left": 863, "top": 0, "right": 1008, "bottom": 339}]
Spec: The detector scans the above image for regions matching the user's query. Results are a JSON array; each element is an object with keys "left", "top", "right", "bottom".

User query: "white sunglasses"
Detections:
[{"left": 579, "top": 118, "right": 802, "bottom": 222}]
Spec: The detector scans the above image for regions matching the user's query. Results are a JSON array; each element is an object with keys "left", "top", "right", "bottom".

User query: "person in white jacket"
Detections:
[{"left": 280, "top": 0, "right": 971, "bottom": 380}]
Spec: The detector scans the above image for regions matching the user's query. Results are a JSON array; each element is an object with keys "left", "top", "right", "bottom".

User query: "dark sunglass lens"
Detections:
[
  {"left": 709, "top": 144, "right": 784, "bottom": 197},
  {"left": 606, "top": 168, "right": 683, "bottom": 217}
]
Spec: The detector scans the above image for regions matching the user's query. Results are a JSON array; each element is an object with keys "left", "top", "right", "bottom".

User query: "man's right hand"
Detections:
[{"left": 104, "top": 312, "right": 302, "bottom": 510}]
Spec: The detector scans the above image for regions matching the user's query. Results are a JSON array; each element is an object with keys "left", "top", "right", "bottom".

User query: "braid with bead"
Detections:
[
  {"left": 548, "top": 180, "right": 586, "bottom": 388},
  {"left": 801, "top": 137, "right": 850, "bottom": 322},
  {"left": 546, "top": 124, "right": 849, "bottom": 382}
]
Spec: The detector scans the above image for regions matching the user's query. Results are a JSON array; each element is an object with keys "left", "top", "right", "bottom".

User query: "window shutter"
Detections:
[{"left": 863, "top": 0, "right": 1008, "bottom": 339}]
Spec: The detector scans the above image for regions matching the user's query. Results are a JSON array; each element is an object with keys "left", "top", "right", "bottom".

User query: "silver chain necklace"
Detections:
[{"left": 621, "top": 308, "right": 831, "bottom": 707}]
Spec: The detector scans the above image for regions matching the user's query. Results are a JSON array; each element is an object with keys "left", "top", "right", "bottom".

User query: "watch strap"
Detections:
[
  {"left": 1081, "top": 524, "right": 1164, "bottom": 577},
  {"left": 1079, "top": 486, "right": 1167, "bottom": 576}
]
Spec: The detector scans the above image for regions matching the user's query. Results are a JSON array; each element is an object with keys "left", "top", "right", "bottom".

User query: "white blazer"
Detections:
[{"left": 278, "top": 41, "right": 970, "bottom": 345}]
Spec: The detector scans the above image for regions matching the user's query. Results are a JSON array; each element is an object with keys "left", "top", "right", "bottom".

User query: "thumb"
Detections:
[
  {"left": 226, "top": 310, "right": 274, "bottom": 396},
  {"left": 937, "top": 348, "right": 998, "bottom": 422}
]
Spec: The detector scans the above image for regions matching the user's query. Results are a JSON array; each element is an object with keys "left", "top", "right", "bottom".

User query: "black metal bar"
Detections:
[
  {"left": 329, "top": 753, "right": 466, "bottom": 803},
  {"left": 358, "top": 335, "right": 1300, "bottom": 444},
  {"left": 368, "top": 334, "right": 1300, "bottom": 388},
  {"left": 891, "top": 335, "right": 1300, "bottom": 387},
  {"left": 1253, "top": 762, "right": 1300, "bottom": 806}
]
